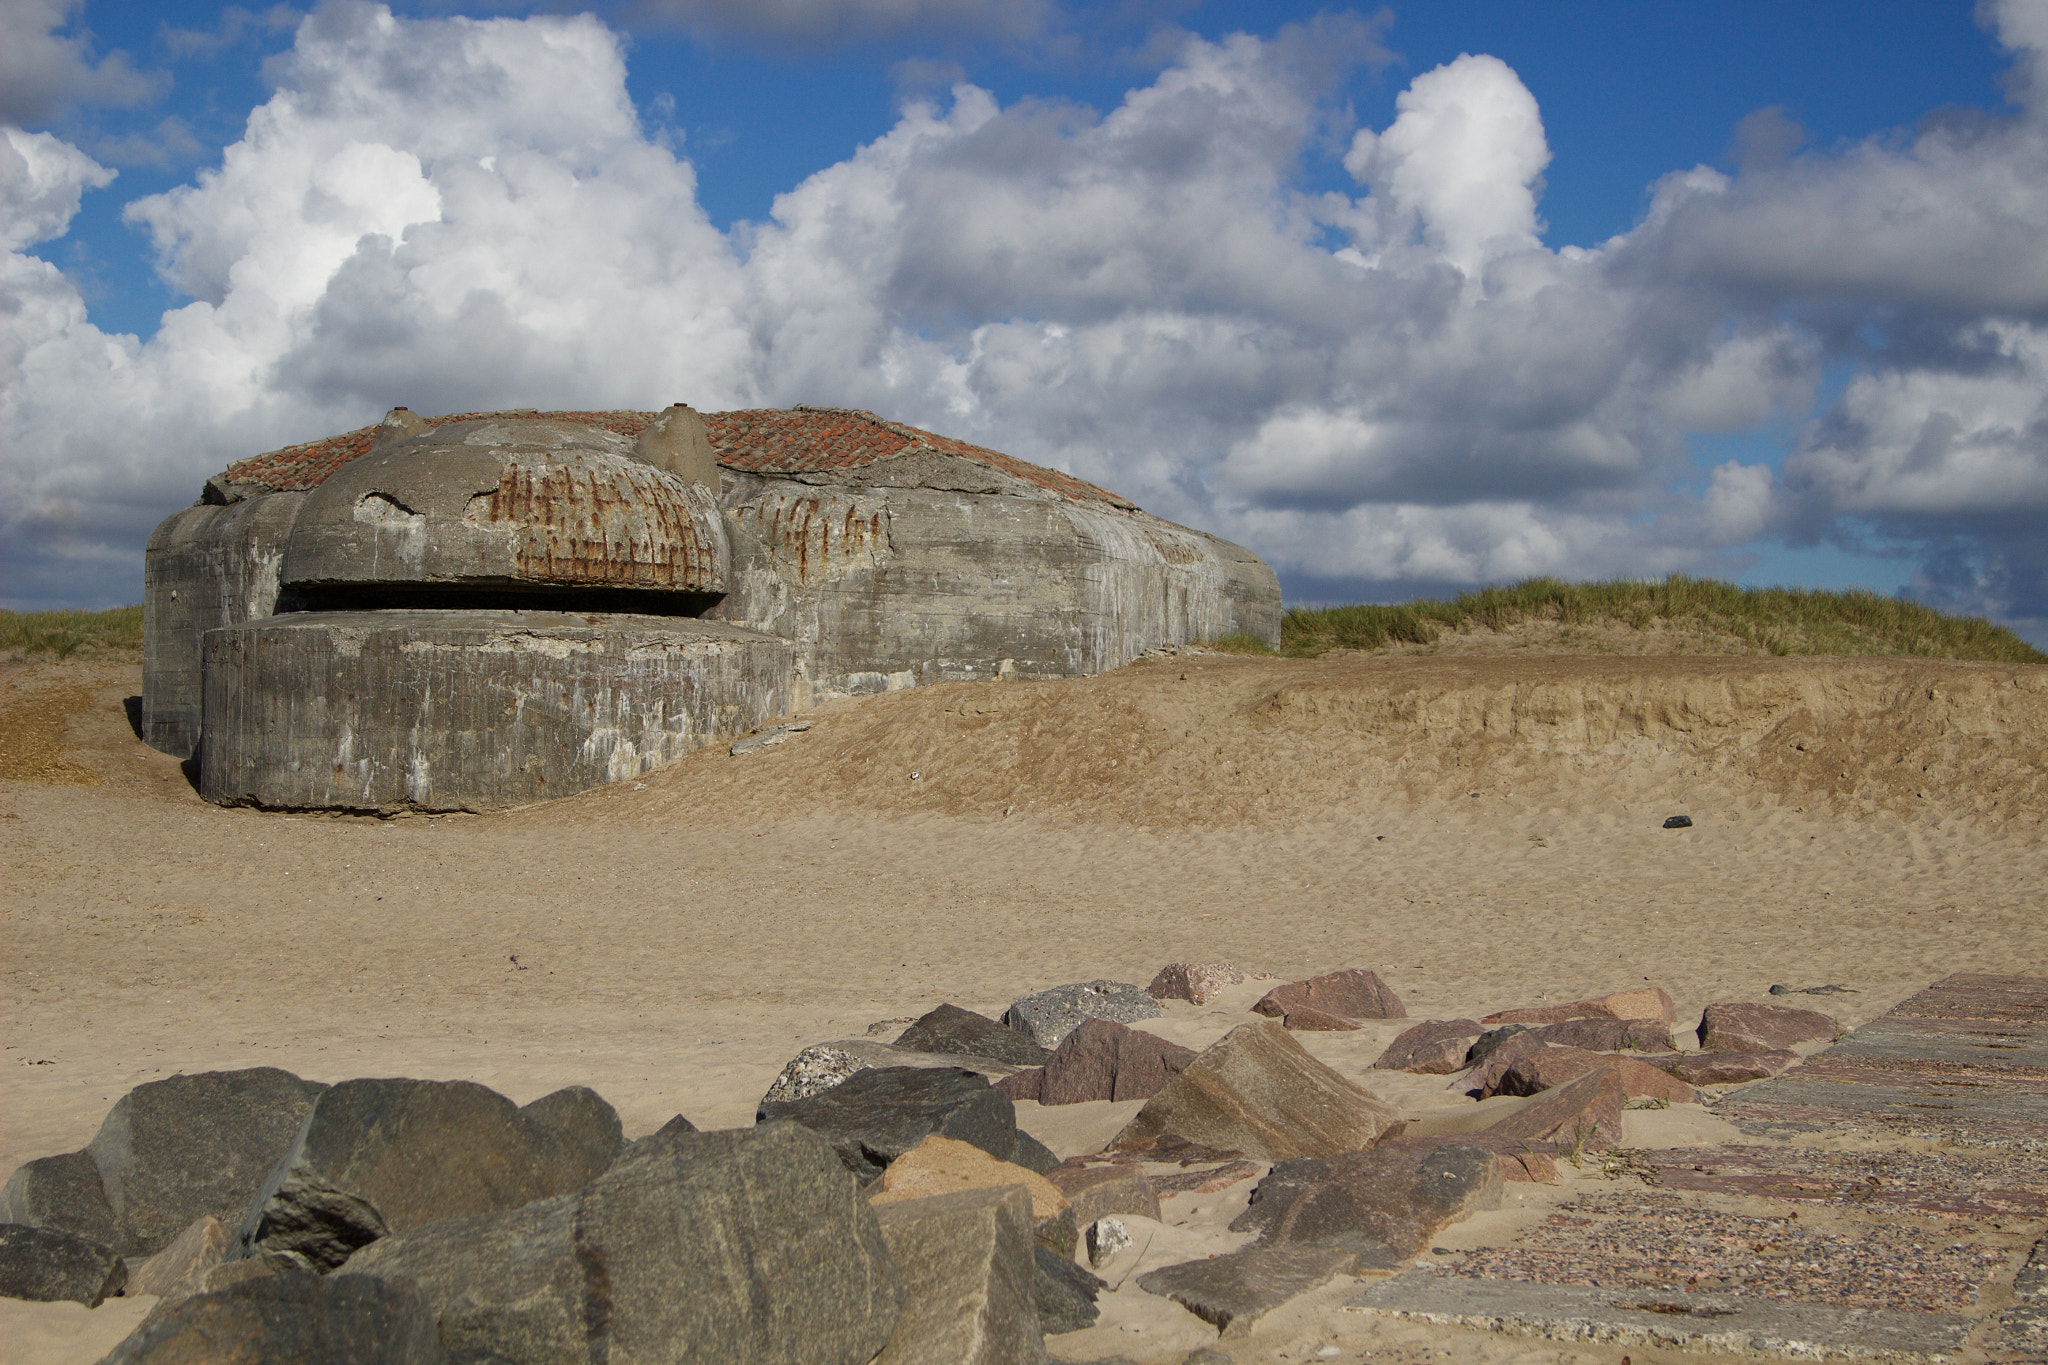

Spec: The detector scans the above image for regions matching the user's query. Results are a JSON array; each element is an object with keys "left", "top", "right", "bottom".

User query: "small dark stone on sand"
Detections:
[{"left": 1662, "top": 815, "right": 1693, "bottom": 829}]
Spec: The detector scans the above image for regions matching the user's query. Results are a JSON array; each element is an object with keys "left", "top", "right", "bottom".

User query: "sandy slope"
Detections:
[{"left": 2, "top": 645, "right": 2043, "bottom": 1363}]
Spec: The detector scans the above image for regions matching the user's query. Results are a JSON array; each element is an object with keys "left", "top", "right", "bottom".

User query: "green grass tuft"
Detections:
[
  {"left": 0, "top": 605, "right": 146, "bottom": 660},
  {"left": 1280, "top": 576, "right": 2046, "bottom": 663},
  {"left": 1203, "top": 633, "right": 1278, "bottom": 656}
]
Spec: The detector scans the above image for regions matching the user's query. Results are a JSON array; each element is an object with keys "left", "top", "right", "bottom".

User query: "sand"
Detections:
[{"left": 3, "top": 643, "right": 2044, "bottom": 1363}]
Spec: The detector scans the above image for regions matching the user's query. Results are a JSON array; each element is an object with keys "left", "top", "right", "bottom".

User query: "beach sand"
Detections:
[{"left": 3, "top": 643, "right": 2044, "bottom": 1363}]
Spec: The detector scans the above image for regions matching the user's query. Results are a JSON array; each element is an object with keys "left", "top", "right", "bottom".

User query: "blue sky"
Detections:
[{"left": 5, "top": 0, "right": 2046, "bottom": 642}]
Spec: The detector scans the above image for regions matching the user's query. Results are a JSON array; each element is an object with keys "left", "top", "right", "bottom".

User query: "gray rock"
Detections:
[
  {"left": 0, "top": 1151, "right": 117, "bottom": 1249},
  {"left": 1113, "top": 1021, "right": 1406, "bottom": 1162},
  {"left": 763, "top": 1039, "right": 1026, "bottom": 1110},
  {"left": 237, "top": 1076, "right": 620, "bottom": 1270},
  {"left": 1034, "top": 1244, "right": 1106, "bottom": 1334},
  {"left": 1086, "top": 1217, "right": 1132, "bottom": 1269},
  {"left": 103, "top": 1272, "right": 446, "bottom": 1364},
  {"left": 1228, "top": 1141, "right": 1503, "bottom": 1261},
  {"left": 127, "top": 1215, "right": 229, "bottom": 1304},
  {"left": 348, "top": 1122, "right": 901, "bottom": 1365},
  {"left": 81, "top": 1067, "right": 325, "bottom": 1258},
  {"left": 516, "top": 1086, "right": 624, "bottom": 1190},
  {"left": 1463, "top": 1024, "right": 1531, "bottom": 1068},
  {"left": 1004, "top": 982, "right": 1162, "bottom": 1050},
  {"left": 1138, "top": 1244, "right": 1360, "bottom": 1336},
  {"left": 758, "top": 1066, "right": 1030, "bottom": 1182},
  {"left": 0, "top": 1223, "right": 127, "bottom": 1306},
  {"left": 872, "top": 1186, "right": 1045, "bottom": 1365},
  {"left": 898, "top": 1004, "right": 1056, "bottom": 1067}
]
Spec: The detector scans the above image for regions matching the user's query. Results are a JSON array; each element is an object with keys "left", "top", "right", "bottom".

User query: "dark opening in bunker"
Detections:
[{"left": 278, "top": 583, "right": 724, "bottom": 617}]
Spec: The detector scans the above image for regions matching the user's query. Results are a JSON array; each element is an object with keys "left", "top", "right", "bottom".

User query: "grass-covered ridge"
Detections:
[
  {"left": 0, "top": 605, "right": 145, "bottom": 660},
  {"left": 1262, "top": 577, "right": 2047, "bottom": 663}
]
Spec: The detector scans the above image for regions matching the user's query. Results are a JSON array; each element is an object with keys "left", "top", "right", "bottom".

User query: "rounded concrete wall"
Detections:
[{"left": 199, "top": 611, "right": 794, "bottom": 812}]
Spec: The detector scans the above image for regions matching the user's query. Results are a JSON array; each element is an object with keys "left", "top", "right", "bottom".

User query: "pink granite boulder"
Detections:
[
  {"left": 994, "top": 1018, "right": 1196, "bottom": 1106},
  {"left": 1253, "top": 969, "right": 1406, "bottom": 1029},
  {"left": 1494, "top": 1046, "right": 1699, "bottom": 1104},
  {"left": 1146, "top": 963, "right": 1249, "bottom": 1006},
  {"left": 1696, "top": 1002, "right": 1840, "bottom": 1053},
  {"left": 1371, "top": 1020, "right": 1484, "bottom": 1074},
  {"left": 1483, "top": 986, "right": 1675, "bottom": 1029}
]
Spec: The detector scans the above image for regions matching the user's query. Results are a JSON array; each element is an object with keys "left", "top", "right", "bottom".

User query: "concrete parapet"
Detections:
[
  {"left": 142, "top": 492, "right": 309, "bottom": 759},
  {"left": 199, "top": 611, "right": 792, "bottom": 812}
]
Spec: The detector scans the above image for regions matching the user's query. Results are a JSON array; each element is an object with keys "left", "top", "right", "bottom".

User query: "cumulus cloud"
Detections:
[
  {"left": 3, "top": 0, "right": 2047, "bottom": 643},
  {"left": 1, "top": 0, "right": 164, "bottom": 125}
]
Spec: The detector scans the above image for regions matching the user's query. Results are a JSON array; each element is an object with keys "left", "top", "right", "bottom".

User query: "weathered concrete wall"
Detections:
[
  {"left": 142, "top": 491, "right": 308, "bottom": 758},
  {"left": 707, "top": 471, "right": 1281, "bottom": 703},
  {"left": 199, "top": 612, "right": 793, "bottom": 812}
]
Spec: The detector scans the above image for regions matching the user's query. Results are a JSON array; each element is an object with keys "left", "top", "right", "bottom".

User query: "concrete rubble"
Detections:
[
  {"left": 2, "top": 969, "right": 2041, "bottom": 1363},
  {"left": 142, "top": 405, "right": 1282, "bottom": 812}
]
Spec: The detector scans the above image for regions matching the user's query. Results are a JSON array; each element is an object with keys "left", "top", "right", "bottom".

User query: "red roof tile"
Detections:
[{"left": 212, "top": 406, "right": 1133, "bottom": 509}]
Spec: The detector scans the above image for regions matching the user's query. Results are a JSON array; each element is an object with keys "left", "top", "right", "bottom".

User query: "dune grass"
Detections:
[
  {"left": 0, "top": 605, "right": 145, "bottom": 660},
  {"left": 1266, "top": 576, "right": 2047, "bottom": 663}
]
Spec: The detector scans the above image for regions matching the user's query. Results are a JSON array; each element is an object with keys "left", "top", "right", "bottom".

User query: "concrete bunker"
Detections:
[{"left": 144, "top": 404, "right": 1282, "bottom": 811}]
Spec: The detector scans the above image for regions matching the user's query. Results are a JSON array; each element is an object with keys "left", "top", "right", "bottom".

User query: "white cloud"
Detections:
[
  {"left": 0, "top": 0, "right": 163, "bottom": 125},
  {"left": 3, "top": 1, "right": 2046, "bottom": 642},
  {"left": 1, "top": 125, "right": 114, "bottom": 250},
  {"left": 625, "top": 0, "right": 1057, "bottom": 45}
]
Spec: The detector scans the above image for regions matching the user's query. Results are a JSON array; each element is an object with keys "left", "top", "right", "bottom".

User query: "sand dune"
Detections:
[{"left": 2, "top": 645, "right": 2043, "bottom": 1362}]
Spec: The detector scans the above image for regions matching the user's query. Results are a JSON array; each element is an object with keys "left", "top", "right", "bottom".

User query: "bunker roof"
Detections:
[{"left": 211, "top": 405, "right": 1135, "bottom": 510}]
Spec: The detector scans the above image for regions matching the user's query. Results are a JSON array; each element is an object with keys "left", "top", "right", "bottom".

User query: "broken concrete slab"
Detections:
[
  {"left": 1347, "top": 1271, "right": 1977, "bottom": 1361},
  {"left": 1113, "top": 1021, "right": 1406, "bottom": 1162},
  {"left": 1714, "top": 972, "right": 2048, "bottom": 1144},
  {"left": 1630, "top": 1143, "right": 2048, "bottom": 1219}
]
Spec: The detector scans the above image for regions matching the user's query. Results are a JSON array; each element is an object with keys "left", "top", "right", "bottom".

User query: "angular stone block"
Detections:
[
  {"left": 1483, "top": 986, "right": 1676, "bottom": 1029},
  {"left": 1495, "top": 1047, "right": 1699, "bottom": 1104},
  {"left": 760, "top": 1066, "right": 1029, "bottom": 1182},
  {"left": 1033, "top": 1243, "right": 1105, "bottom": 1334},
  {"left": 348, "top": 1122, "right": 901, "bottom": 1365},
  {"left": 1113, "top": 1021, "right": 1405, "bottom": 1162},
  {"left": 999, "top": 1018, "right": 1196, "bottom": 1106},
  {"left": 1044, "top": 1163, "right": 1162, "bottom": 1228},
  {"left": 1138, "top": 1244, "right": 1359, "bottom": 1336},
  {"left": 1003, "top": 982, "right": 1162, "bottom": 1050},
  {"left": 1697, "top": 1001, "right": 1841, "bottom": 1053},
  {"left": 1145, "top": 963, "right": 1248, "bottom": 1006},
  {"left": 0, "top": 1223, "right": 126, "bottom": 1307},
  {"left": 103, "top": 1272, "right": 446, "bottom": 1364},
  {"left": 896, "top": 1004, "right": 1054, "bottom": 1067},
  {"left": 0, "top": 1151, "right": 117, "bottom": 1249},
  {"left": 1524, "top": 1017, "right": 1675, "bottom": 1053},
  {"left": 84, "top": 1067, "right": 325, "bottom": 1258},
  {"left": 128, "top": 1215, "right": 229, "bottom": 1304},
  {"left": 871, "top": 1186, "right": 1045, "bottom": 1365},
  {"left": 1229, "top": 1141, "right": 1503, "bottom": 1261},
  {"left": 1482, "top": 1067, "right": 1626, "bottom": 1150},
  {"left": 1372, "top": 1020, "right": 1483, "bottom": 1074},
  {"left": 1253, "top": 969, "right": 1407, "bottom": 1026},
  {"left": 1637, "top": 1049, "right": 1798, "bottom": 1086},
  {"left": 871, "top": 1136, "right": 1068, "bottom": 1221},
  {"left": 237, "top": 1076, "right": 619, "bottom": 1269}
]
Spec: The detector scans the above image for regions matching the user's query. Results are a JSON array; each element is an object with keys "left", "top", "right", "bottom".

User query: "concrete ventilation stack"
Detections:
[{"left": 143, "top": 405, "right": 1281, "bottom": 812}]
